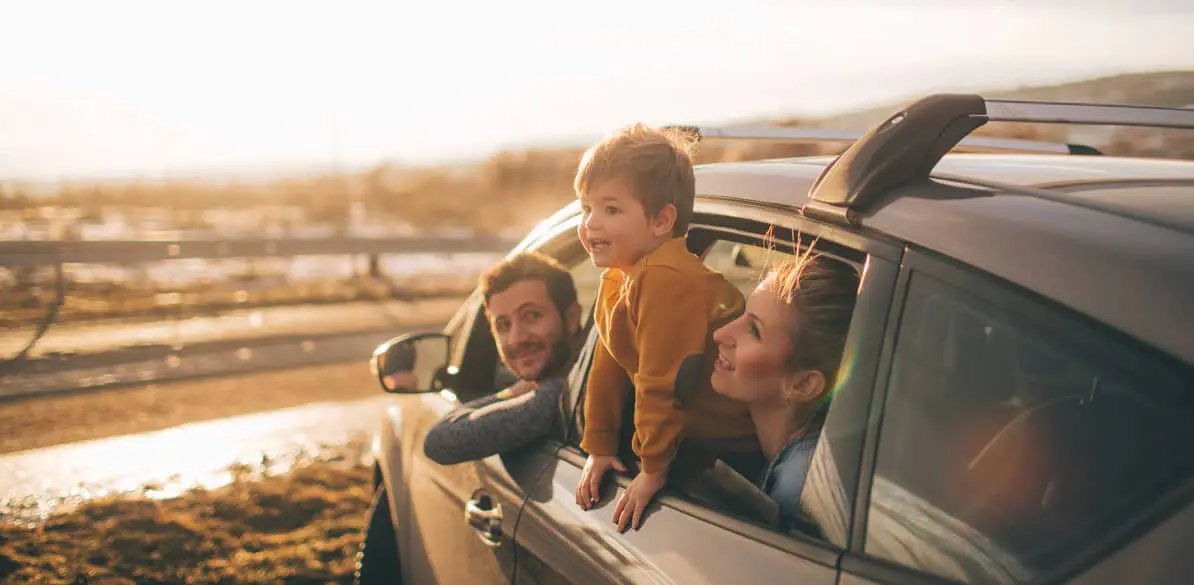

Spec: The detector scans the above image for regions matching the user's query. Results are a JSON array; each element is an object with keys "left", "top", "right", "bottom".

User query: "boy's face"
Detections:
[{"left": 578, "top": 177, "right": 674, "bottom": 271}]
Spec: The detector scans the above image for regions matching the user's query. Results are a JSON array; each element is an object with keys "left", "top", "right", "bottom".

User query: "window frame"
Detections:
[
  {"left": 445, "top": 291, "right": 502, "bottom": 402},
  {"left": 843, "top": 244, "right": 1194, "bottom": 585},
  {"left": 548, "top": 199, "right": 897, "bottom": 566}
]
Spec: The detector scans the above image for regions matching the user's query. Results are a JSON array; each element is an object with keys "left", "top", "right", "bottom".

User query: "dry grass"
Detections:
[{"left": 0, "top": 447, "right": 374, "bottom": 585}]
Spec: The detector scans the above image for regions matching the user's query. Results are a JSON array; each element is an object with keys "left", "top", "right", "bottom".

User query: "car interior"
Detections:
[{"left": 879, "top": 278, "right": 1194, "bottom": 573}]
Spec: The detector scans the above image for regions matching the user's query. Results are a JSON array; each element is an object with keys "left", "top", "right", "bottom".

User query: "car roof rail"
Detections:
[
  {"left": 803, "top": 94, "right": 1194, "bottom": 225},
  {"left": 666, "top": 124, "right": 1102, "bottom": 156}
]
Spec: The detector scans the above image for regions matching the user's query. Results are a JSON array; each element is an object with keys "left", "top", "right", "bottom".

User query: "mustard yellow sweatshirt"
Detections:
[{"left": 579, "top": 236, "right": 757, "bottom": 474}]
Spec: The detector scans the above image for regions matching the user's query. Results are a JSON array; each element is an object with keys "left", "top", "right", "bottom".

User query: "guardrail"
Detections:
[
  {"left": 1, "top": 235, "right": 518, "bottom": 384},
  {"left": 0, "top": 235, "right": 520, "bottom": 266}
]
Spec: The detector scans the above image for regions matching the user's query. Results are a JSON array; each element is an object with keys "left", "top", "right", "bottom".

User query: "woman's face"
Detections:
[{"left": 711, "top": 275, "right": 795, "bottom": 405}]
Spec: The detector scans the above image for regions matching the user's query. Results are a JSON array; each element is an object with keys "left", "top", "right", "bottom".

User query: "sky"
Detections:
[{"left": 1, "top": 0, "right": 1193, "bottom": 181}]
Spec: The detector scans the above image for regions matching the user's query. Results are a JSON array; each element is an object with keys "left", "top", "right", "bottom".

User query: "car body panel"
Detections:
[
  {"left": 514, "top": 446, "right": 840, "bottom": 585},
  {"left": 695, "top": 158, "right": 1194, "bottom": 367},
  {"left": 376, "top": 392, "right": 525, "bottom": 585},
  {"left": 866, "top": 184, "right": 1194, "bottom": 366},
  {"left": 369, "top": 143, "right": 1194, "bottom": 585}
]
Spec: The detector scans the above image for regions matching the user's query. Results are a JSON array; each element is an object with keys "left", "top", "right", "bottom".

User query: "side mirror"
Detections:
[{"left": 370, "top": 331, "right": 452, "bottom": 394}]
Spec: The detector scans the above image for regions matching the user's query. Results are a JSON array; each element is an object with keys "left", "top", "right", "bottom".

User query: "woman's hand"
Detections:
[
  {"left": 575, "top": 454, "right": 627, "bottom": 509},
  {"left": 613, "top": 470, "right": 666, "bottom": 532}
]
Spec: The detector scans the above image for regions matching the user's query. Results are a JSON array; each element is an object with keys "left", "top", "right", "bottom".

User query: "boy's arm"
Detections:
[
  {"left": 579, "top": 339, "right": 632, "bottom": 456},
  {"left": 632, "top": 268, "right": 718, "bottom": 474}
]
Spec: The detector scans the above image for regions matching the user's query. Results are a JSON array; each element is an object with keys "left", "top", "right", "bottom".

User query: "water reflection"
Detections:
[
  {"left": 0, "top": 396, "right": 386, "bottom": 525},
  {"left": 866, "top": 476, "right": 1031, "bottom": 585}
]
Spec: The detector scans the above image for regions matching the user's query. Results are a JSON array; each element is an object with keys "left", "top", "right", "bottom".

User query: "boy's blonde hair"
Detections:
[{"left": 574, "top": 123, "right": 697, "bottom": 237}]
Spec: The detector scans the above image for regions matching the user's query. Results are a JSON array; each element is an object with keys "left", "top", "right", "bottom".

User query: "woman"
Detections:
[{"left": 710, "top": 253, "right": 859, "bottom": 529}]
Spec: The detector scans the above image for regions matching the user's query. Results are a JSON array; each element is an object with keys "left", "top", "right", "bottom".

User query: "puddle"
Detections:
[{"left": 0, "top": 396, "right": 390, "bottom": 524}]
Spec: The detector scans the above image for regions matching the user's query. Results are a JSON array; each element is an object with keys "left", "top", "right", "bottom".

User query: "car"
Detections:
[{"left": 354, "top": 94, "right": 1194, "bottom": 585}]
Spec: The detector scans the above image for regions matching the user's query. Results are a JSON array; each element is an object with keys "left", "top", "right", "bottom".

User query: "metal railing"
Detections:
[
  {"left": 0, "top": 235, "right": 519, "bottom": 267},
  {"left": 665, "top": 124, "right": 1103, "bottom": 155},
  {"left": 0, "top": 235, "right": 518, "bottom": 397}
]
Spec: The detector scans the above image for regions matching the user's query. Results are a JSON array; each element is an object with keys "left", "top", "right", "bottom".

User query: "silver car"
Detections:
[{"left": 355, "top": 94, "right": 1194, "bottom": 585}]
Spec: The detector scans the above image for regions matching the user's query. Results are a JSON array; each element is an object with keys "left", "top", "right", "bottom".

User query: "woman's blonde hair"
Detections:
[{"left": 769, "top": 247, "right": 860, "bottom": 393}]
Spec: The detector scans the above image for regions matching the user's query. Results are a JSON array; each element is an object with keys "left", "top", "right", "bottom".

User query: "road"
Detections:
[
  {"left": 1, "top": 298, "right": 463, "bottom": 399},
  {"left": 0, "top": 297, "right": 464, "bottom": 358},
  {"left": 0, "top": 300, "right": 458, "bottom": 523}
]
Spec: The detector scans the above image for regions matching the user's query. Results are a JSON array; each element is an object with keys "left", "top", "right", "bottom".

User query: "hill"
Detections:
[{"left": 7, "top": 70, "right": 1193, "bottom": 237}]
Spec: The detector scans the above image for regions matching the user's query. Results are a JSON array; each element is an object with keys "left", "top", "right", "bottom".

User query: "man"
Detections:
[{"left": 421, "top": 252, "right": 584, "bottom": 465}]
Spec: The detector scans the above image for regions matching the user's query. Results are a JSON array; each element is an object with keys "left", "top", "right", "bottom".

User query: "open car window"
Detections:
[{"left": 562, "top": 222, "right": 871, "bottom": 547}]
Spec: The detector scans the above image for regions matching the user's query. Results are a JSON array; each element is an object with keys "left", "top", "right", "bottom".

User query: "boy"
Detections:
[{"left": 573, "top": 123, "right": 758, "bottom": 532}]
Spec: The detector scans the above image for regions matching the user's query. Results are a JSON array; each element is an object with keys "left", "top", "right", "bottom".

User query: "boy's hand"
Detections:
[
  {"left": 614, "top": 470, "right": 666, "bottom": 533},
  {"left": 575, "top": 455, "right": 626, "bottom": 510}
]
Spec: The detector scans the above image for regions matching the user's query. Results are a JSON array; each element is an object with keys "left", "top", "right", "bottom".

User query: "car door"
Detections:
[
  {"left": 386, "top": 211, "right": 604, "bottom": 585},
  {"left": 840, "top": 247, "right": 1194, "bottom": 585},
  {"left": 512, "top": 208, "right": 903, "bottom": 584},
  {"left": 386, "top": 287, "right": 530, "bottom": 585}
]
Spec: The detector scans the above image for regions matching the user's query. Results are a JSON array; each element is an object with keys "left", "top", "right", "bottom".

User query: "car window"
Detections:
[
  {"left": 701, "top": 239, "right": 793, "bottom": 296},
  {"left": 865, "top": 271, "right": 1194, "bottom": 585},
  {"left": 681, "top": 236, "right": 856, "bottom": 540},
  {"left": 563, "top": 226, "right": 874, "bottom": 545},
  {"left": 451, "top": 297, "right": 503, "bottom": 402}
]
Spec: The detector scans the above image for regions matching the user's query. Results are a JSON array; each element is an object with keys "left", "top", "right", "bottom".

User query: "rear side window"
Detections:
[
  {"left": 701, "top": 239, "right": 794, "bottom": 296},
  {"left": 865, "top": 272, "right": 1194, "bottom": 585}
]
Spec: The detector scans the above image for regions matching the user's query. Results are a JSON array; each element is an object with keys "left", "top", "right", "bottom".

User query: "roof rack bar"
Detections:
[
  {"left": 984, "top": 99, "right": 1194, "bottom": 130},
  {"left": 666, "top": 125, "right": 1099, "bottom": 155},
  {"left": 804, "top": 94, "right": 1194, "bottom": 223}
]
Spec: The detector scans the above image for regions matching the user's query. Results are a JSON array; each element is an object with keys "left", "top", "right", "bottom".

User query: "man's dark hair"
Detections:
[{"left": 480, "top": 252, "right": 578, "bottom": 316}]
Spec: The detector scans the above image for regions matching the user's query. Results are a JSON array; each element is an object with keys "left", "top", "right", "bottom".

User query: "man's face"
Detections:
[{"left": 486, "top": 279, "right": 577, "bottom": 381}]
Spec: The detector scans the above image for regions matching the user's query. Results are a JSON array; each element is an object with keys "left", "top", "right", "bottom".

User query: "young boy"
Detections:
[{"left": 573, "top": 123, "right": 758, "bottom": 532}]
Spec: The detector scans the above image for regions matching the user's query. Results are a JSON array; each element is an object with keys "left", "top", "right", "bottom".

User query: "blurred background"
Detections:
[
  {"left": 4, "top": 0, "right": 1193, "bottom": 330},
  {"left": 1, "top": 2, "right": 1192, "bottom": 582},
  {"left": 3, "top": 0, "right": 1194, "bottom": 389}
]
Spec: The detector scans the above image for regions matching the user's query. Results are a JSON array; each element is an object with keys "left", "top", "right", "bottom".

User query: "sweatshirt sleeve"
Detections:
[
  {"left": 579, "top": 338, "right": 632, "bottom": 456},
  {"left": 631, "top": 268, "right": 716, "bottom": 474},
  {"left": 423, "top": 378, "right": 565, "bottom": 465}
]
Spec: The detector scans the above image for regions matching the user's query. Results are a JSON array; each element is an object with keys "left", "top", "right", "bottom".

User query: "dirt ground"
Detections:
[
  {"left": 0, "top": 349, "right": 404, "bottom": 583},
  {"left": 0, "top": 444, "right": 374, "bottom": 585},
  {"left": 0, "top": 362, "right": 379, "bottom": 455}
]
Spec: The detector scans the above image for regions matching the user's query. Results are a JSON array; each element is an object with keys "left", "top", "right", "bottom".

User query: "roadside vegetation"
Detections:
[{"left": 0, "top": 442, "right": 374, "bottom": 585}]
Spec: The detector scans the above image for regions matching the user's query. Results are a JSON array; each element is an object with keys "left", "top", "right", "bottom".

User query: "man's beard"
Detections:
[
  {"left": 535, "top": 333, "right": 575, "bottom": 381},
  {"left": 508, "top": 332, "right": 574, "bottom": 382}
]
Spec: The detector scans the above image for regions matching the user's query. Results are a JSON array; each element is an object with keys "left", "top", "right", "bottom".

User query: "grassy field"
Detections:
[{"left": 0, "top": 445, "right": 374, "bottom": 585}]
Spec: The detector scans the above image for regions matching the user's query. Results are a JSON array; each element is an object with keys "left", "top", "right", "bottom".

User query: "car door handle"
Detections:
[{"left": 465, "top": 493, "right": 503, "bottom": 548}]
